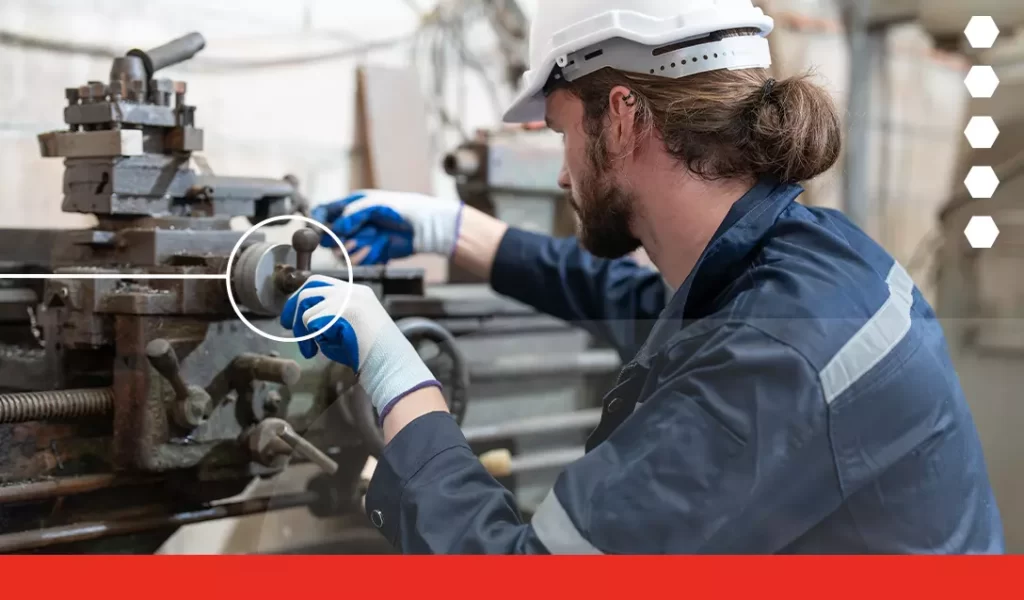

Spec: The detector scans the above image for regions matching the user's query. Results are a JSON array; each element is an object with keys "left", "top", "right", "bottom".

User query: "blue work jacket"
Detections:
[{"left": 364, "top": 177, "right": 1005, "bottom": 554}]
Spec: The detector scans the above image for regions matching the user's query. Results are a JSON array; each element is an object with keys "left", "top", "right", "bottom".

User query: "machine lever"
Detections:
[
  {"left": 272, "top": 228, "right": 320, "bottom": 295},
  {"left": 246, "top": 418, "right": 338, "bottom": 474},
  {"left": 145, "top": 339, "right": 190, "bottom": 400},
  {"left": 231, "top": 353, "right": 302, "bottom": 386},
  {"left": 127, "top": 32, "right": 206, "bottom": 78},
  {"left": 292, "top": 227, "right": 319, "bottom": 272},
  {"left": 145, "top": 338, "right": 212, "bottom": 429}
]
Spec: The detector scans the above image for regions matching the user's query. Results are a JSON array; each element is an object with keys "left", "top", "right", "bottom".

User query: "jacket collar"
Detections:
[{"left": 632, "top": 177, "right": 804, "bottom": 363}]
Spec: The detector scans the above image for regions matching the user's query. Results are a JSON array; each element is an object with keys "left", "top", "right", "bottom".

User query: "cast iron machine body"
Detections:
[{"left": 0, "top": 33, "right": 466, "bottom": 554}]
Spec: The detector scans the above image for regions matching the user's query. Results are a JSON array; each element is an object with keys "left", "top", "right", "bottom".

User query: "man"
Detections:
[{"left": 284, "top": 1, "right": 1005, "bottom": 553}]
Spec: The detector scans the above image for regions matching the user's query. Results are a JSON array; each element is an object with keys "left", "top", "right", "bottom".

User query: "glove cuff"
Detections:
[
  {"left": 359, "top": 324, "right": 442, "bottom": 418},
  {"left": 375, "top": 379, "right": 443, "bottom": 425},
  {"left": 413, "top": 201, "right": 463, "bottom": 256}
]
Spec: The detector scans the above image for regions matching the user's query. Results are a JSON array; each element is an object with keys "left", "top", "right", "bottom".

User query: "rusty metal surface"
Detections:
[
  {"left": 0, "top": 474, "right": 152, "bottom": 504},
  {"left": 0, "top": 388, "right": 113, "bottom": 424},
  {"left": 0, "top": 32, "right": 403, "bottom": 552},
  {"left": 0, "top": 491, "right": 318, "bottom": 553}
]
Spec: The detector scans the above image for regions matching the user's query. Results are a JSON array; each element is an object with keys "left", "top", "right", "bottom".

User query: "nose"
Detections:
[{"left": 557, "top": 162, "right": 571, "bottom": 191}]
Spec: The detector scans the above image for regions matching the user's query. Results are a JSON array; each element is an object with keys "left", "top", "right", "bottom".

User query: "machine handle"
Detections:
[
  {"left": 128, "top": 32, "right": 206, "bottom": 78},
  {"left": 292, "top": 228, "right": 319, "bottom": 272},
  {"left": 247, "top": 418, "right": 339, "bottom": 475},
  {"left": 478, "top": 449, "right": 512, "bottom": 478},
  {"left": 231, "top": 353, "right": 302, "bottom": 386},
  {"left": 279, "top": 427, "right": 339, "bottom": 475},
  {"left": 145, "top": 338, "right": 189, "bottom": 400}
]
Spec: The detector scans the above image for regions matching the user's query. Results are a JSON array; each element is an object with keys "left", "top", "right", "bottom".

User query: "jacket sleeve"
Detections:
[
  {"left": 363, "top": 323, "right": 844, "bottom": 554},
  {"left": 489, "top": 227, "right": 667, "bottom": 360}
]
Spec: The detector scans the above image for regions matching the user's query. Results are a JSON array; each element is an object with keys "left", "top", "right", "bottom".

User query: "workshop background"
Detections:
[{"left": 1, "top": 0, "right": 1023, "bottom": 553}]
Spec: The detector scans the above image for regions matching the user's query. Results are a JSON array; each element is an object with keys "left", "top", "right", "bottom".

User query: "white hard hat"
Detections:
[{"left": 503, "top": 0, "right": 775, "bottom": 123}]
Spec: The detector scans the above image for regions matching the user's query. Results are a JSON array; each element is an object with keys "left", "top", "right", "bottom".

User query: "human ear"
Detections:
[{"left": 606, "top": 85, "right": 637, "bottom": 156}]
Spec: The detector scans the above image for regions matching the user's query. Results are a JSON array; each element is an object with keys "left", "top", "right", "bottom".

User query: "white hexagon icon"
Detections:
[
  {"left": 965, "top": 166, "right": 1000, "bottom": 198},
  {"left": 964, "top": 66, "right": 1000, "bottom": 98},
  {"left": 965, "top": 16, "right": 1000, "bottom": 48},
  {"left": 964, "top": 216, "right": 999, "bottom": 249},
  {"left": 964, "top": 116, "right": 1000, "bottom": 149}
]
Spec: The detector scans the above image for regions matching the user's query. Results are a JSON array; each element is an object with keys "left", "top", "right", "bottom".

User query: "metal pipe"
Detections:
[
  {"left": 127, "top": 32, "right": 206, "bottom": 77},
  {"left": 467, "top": 350, "right": 620, "bottom": 381},
  {"left": 0, "top": 474, "right": 158, "bottom": 505},
  {"left": 462, "top": 409, "right": 601, "bottom": 444},
  {"left": 511, "top": 447, "right": 585, "bottom": 473},
  {"left": 433, "top": 316, "right": 571, "bottom": 336},
  {"left": 0, "top": 491, "right": 318, "bottom": 553},
  {"left": 0, "top": 288, "right": 38, "bottom": 304},
  {"left": 841, "top": 0, "right": 883, "bottom": 232},
  {"left": 442, "top": 148, "right": 482, "bottom": 177}
]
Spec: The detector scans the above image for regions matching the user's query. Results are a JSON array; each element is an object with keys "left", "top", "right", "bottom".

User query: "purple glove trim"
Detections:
[
  {"left": 448, "top": 203, "right": 465, "bottom": 258},
  {"left": 376, "top": 379, "right": 444, "bottom": 426}
]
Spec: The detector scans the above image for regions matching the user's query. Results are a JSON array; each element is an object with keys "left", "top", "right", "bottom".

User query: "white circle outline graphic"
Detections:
[{"left": 225, "top": 215, "right": 353, "bottom": 343}]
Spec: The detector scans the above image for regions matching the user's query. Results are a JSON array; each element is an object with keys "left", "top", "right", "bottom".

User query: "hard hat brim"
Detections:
[
  {"left": 502, "top": 63, "right": 553, "bottom": 124},
  {"left": 502, "top": 9, "right": 774, "bottom": 124}
]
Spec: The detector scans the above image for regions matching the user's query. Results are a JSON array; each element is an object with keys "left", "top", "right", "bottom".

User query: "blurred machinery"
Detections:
[
  {"left": 0, "top": 33, "right": 616, "bottom": 553},
  {"left": 444, "top": 127, "right": 573, "bottom": 282},
  {"left": 914, "top": 4, "right": 1024, "bottom": 551}
]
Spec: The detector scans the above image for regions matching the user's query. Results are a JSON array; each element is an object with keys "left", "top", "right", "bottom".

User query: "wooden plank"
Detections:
[{"left": 352, "top": 64, "right": 447, "bottom": 282}]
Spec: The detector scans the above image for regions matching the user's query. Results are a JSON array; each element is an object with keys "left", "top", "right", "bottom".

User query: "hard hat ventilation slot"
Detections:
[
  {"left": 648, "top": 50, "right": 738, "bottom": 75},
  {"left": 561, "top": 34, "right": 770, "bottom": 86}
]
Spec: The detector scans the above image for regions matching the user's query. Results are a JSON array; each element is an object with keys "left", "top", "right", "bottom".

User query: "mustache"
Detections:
[{"left": 566, "top": 192, "right": 581, "bottom": 214}]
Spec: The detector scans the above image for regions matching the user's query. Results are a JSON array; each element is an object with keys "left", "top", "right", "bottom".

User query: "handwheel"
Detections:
[{"left": 340, "top": 317, "right": 470, "bottom": 457}]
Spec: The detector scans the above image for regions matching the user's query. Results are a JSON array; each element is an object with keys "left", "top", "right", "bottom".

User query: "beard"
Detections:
[{"left": 571, "top": 131, "right": 641, "bottom": 259}]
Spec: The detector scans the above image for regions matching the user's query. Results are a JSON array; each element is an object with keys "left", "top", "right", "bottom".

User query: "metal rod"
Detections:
[
  {"left": 0, "top": 491, "right": 318, "bottom": 553},
  {"left": 841, "top": 0, "right": 884, "bottom": 232},
  {"left": 0, "top": 388, "right": 113, "bottom": 424},
  {"left": 462, "top": 409, "right": 601, "bottom": 444},
  {"left": 467, "top": 350, "right": 620, "bottom": 381},
  {"left": 0, "top": 474, "right": 158, "bottom": 505},
  {"left": 510, "top": 447, "right": 585, "bottom": 474},
  {"left": 432, "top": 316, "right": 571, "bottom": 336},
  {"left": 279, "top": 429, "right": 339, "bottom": 474},
  {"left": 0, "top": 288, "right": 38, "bottom": 303}
]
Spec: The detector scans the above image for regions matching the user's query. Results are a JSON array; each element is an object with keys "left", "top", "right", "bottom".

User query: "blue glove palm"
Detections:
[
  {"left": 280, "top": 279, "right": 360, "bottom": 370},
  {"left": 279, "top": 275, "right": 441, "bottom": 420}
]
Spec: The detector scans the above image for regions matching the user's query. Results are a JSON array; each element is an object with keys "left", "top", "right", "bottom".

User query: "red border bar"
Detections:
[{"left": 1, "top": 556, "right": 1016, "bottom": 599}]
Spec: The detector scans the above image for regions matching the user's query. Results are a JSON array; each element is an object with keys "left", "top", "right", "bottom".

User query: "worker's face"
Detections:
[{"left": 546, "top": 91, "right": 641, "bottom": 259}]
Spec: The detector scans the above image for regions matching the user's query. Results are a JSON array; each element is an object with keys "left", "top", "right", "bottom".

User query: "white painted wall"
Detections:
[
  {"left": 0, "top": 0, "right": 515, "bottom": 554},
  {"left": 0, "top": 0, "right": 512, "bottom": 230}
]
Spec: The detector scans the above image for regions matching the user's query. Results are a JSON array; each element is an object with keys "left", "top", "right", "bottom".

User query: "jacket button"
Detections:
[
  {"left": 370, "top": 509, "right": 384, "bottom": 528},
  {"left": 607, "top": 397, "right": 623, "bottom": 412}
]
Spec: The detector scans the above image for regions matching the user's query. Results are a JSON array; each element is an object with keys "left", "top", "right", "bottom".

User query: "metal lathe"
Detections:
[{"left": 0, "top": 33, "right": 617, "bottom": 553}]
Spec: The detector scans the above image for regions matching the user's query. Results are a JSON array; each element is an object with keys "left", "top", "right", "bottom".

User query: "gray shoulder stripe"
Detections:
[
  {"left": 819, "top": 261, "right": 915, "bottom": 404},
  {"left": 531, "top": 489, "right": 605, "bottom": 555}
]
